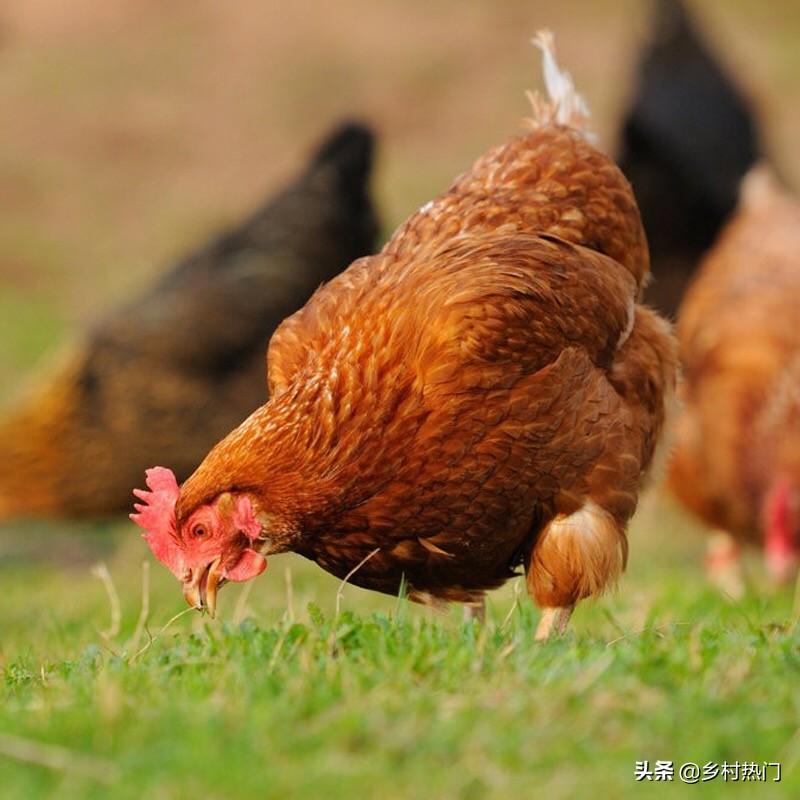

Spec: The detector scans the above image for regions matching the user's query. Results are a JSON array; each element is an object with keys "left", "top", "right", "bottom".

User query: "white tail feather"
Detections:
[{"left": 527, "top": 30, "right": 594, "bottom": 141}]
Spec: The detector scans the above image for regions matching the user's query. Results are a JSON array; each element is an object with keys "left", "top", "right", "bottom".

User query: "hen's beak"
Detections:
[{"left": 182, "top": 556, "right": 223, "bottom": 618}]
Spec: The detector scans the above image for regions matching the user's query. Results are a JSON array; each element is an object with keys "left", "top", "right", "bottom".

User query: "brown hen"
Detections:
[
  {"left": 668, "top": 168, "right": 800, "bottom": 593},
  {"left": 134, "top": 35, "right": 677, "bottom": 639}
]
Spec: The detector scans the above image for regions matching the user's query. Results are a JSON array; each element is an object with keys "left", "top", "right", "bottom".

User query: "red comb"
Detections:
[{"left": 130, "top": 467, "right": 183, "bottom": 578}]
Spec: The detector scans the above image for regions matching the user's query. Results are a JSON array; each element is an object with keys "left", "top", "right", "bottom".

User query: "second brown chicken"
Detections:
[{"left": 669, "top": 168, "right": 800, "bottom": 594}]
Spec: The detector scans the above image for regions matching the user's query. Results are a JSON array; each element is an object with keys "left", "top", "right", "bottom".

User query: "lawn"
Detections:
[
  {"left": 2, "top": 1, "right": 800, "bottom": 797},
  {"left": 3, "top": 499, "right": 800, "bottom": 798}
]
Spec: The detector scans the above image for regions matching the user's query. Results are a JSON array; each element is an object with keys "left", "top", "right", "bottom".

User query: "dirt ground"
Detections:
[{"left": 0, "top": 0, "right": 798, "bottom": 387}]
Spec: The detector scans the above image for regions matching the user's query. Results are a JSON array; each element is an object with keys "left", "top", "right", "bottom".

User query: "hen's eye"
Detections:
[{"left": 192, "top": 525, "right": 207, "bottom": 539}]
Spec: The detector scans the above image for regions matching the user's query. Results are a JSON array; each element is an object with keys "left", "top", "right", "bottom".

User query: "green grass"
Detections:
[{"left": 2, "top": 500, "right": 799, "bottom": 798}]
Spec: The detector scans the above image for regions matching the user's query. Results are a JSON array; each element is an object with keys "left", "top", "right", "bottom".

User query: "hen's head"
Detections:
[{"left": 130, "top": 467, "right": 267, "bottom": 616}]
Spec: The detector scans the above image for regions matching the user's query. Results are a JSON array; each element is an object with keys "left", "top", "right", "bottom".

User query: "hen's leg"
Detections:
[
  {"left": 462, "top": 600, "right": 486, "bottom": 623},
  {"left": 535, "top": 606, "right": 574, "bottom": 640},
  {"left": 527, "top": 501, "right": 627, "bottom": 641},
  {"left": 706, "top": 531, "right": 744, "bottom": 599}
]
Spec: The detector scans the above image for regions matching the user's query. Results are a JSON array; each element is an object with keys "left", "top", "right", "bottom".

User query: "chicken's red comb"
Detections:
[{"left": 130, "top": 467, "right": 184, "bottom": 578}]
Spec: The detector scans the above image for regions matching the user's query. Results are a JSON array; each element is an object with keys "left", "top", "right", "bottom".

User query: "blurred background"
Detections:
[
  {"left": 1, "top": 0, "right": 799, "bottom": 625},
  {"left": 2, "top": 0, "right": 799, "bottom": 374}
]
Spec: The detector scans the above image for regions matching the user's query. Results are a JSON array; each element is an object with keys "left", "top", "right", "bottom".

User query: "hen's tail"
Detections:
[
  {"left": 526, "top": 30, "right": 595, "bottom": 142},
  {"left": 305, "top": 122, "right": 376, "bottom": 219},
  {"left": 0, "top": 355, "right": 80, "bottom": 520}
]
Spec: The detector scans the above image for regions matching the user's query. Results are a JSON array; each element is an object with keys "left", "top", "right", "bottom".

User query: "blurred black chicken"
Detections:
[
  {"left": 0, "top": 122, "right": 378, "bottom": 519},
  {"left": 618, "top": 0, "right": 761, "bottom": 317}
]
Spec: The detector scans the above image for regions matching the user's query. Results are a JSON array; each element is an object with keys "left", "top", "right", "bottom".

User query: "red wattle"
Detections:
[
  {"left": 224, "top": 548, "right": 268, "bottom": 582},
  {"left": 763, "top": 478, "right": 796, "bottom": 582}
]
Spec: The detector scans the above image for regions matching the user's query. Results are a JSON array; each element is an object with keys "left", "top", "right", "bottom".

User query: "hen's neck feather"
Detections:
[{"left": 177, "top": 342, "right": 427, "bottom": 532}]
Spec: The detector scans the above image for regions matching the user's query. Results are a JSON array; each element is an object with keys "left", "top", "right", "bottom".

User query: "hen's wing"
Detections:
[{"left": 414, "top": 235, "right": 637, "bottom": 385}]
